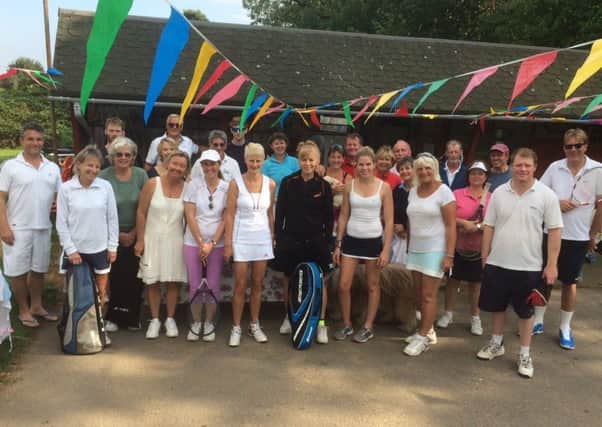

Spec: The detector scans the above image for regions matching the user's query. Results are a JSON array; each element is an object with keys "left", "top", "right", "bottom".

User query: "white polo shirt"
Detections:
[
  {"left": 183, "top": 177, "right": 228, "bottom": 247},
  {"left": 484, "top": 180, "right": 563, "bottom": 271},
  {"left": 0, "top": 153, "right": 61, "bottom": 230},
  {"left": 540, "top": 156, "right": 602, "bottom": 241},
  {"left": 190, "top": 154, "right": 242, "bottom": 183},
  {"left": 56, "top": 176, "right": 119, "bottom": 255},
  {"left": 145, "top": 134, "right": 198, "bottom": 165}
]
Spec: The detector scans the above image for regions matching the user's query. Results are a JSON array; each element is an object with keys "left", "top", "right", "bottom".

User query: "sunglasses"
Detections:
[
  {"left": 115, "top": 152, "right": 132, "bottom": 158},
  {"left": 167, "top": 123, "right": 181, "bottom": 129},
  {"left": 230, "top": 127, "right": 246, "bottom": 133},
  {"left": 212, "top": 142, "right": 226, "bottom": 148},
  {"left": 208, "top": 194, "right": 213, "bottom": 210},
  {"left": 564, "top": 143, "right": 585, "bottom": 150}
]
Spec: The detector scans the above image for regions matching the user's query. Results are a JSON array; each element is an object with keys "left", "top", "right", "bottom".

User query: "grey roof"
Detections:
[{"left": 53, "top": 9, "right": 601, "bottom": 117}]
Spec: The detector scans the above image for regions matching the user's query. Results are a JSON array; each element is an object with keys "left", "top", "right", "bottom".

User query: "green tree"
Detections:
[{"left": 183, "top": 9, "right": 209, "bottom": 22}]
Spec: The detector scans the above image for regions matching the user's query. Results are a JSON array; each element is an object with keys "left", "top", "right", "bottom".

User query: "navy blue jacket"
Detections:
[{"left": 440, "top": 162, "right": 468, "bottom": 190}]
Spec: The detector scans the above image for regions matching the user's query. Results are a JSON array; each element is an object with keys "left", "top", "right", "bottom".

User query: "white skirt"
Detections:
[{"left": 233, "top": 242, "right": 274, "bottom": 262}]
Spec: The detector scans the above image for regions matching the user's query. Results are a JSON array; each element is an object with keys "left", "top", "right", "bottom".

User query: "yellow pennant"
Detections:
[
  {"left": 364, "top": 90, "right": 399, "bottom": 123},
  {"left": 565, "top": 39, "right": 602, "bottom": 98},
  {"left": 296, "top": 110, "right": 310, "bottom": 127},
  {"left": 179, "top": 42, "right": 217, "bottom": 122},
  {"left": 249, "top": 96, "right": 274, "bottom": 130}
]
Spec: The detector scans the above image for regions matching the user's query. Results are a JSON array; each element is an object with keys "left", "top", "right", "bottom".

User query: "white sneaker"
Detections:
[
  {"left": 164, "top": 317, "right": 179, "bottom": 338},
  {"left": 403, "top": 335, "right": 429, "bottom": 356},
  {"left": 279, "top": 316, "right": 292, "bottom": 334},
  {"left": 470, "top": 317, "right": 483, "bottom": 336},
  {"left": 517, "top": 354, "right": 534, "bottom": 378},
  {"left": 104, "top": 333, "right": 112, "bottom": 346},
  {"left": 404, "top": 328, "right": 437, "bottom": 344},
  {"left": 477, "top": 341, "right": 505, "bottom": 360},
  {"left": 249, "top": 322, "right": 268, "bottom": 343},
  {"left": 202, "top": 322, "right": 216, "bottom": 342},
  {"left": 229, "top": 325, "right": 242, "bottom": 347},
  {"left": 104, "top": 320, "right": 119, "bottom": 332},
  {"left": 187, "top": 321, "right": 201, "bottom": 341},
  {"left": 145, "top": 318, "right": 161, "bottom": 339},
  {"left": 415, "top": 310, "right": 422, "bottom": 321},
  {"left": 316, "top": 324, "right": 328, "bottom": 344},
  {"left": 436, "top": 312, "right": 453, "bottom": 329}
]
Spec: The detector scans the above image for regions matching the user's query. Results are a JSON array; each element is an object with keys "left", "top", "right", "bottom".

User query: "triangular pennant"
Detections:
[
  {"left": 412, "top": 78, "right": 449, "bottom": 114},
  {"left": 239, "top": 84, "right": 258, "bottom": 129},
  {"left": 566, "top": 39, "right": 602, "bottom": 98},
  {"left": 46, "top": 67, "right": 63, "bottom": 76},
  {"left": 249, "top": 96, "right": 274, "bottom": 130},
  {"left": 342, "top": 101, "right": 354, "bottom": 127},
  {"left": 508, "top": 51, "right": 557, "bottom": 110},
  {"left": 365, "top": 90, "right": 399, "bottom": 123},
  {"left": 352, "top": 96, "right": 378, "bottom": 122},
  {"left": 479, "top": 116, "right": 486, "bottom": 133},
  {"left": 452, "top": 67, "right": 498, "bottom": 113},
  {"left": 310, "top": 110, "right": 321, "bottom": 128},
  {"left": 193, "top": 60, "right": 232, "bottom": 105},
  {"left": 580, "top": 94, "right": 602, "bottom": 118},
  {"left": 296, "top": 111, "right": 310, "bottom": 127},
  {"left": 243, "top": 93, "right": 269, "bottom": 127},
  {"left": 265, "top": 102, "right": 286, "bottom": 116},
  {"left": 552, "top": 96, "right": 584, "bottom": 113},
  {"left": 390, "top": 83, "right": 424, "bottom": 111},
  {"left": 179, "top": 42, "right": 217, "bottom": 121},
  {"left": 22, "top": 69, "right": 50, "bottom": 89},
  {"left": 272, "top": 106, "right": 293, "bottom": 128},
  {"left": 202, "top": 75, "right": 249, "bottom": 115},
  {"left": 393, "top": 101, "right": 409, "bottom": 117},
  {"left": 0, "top": 68, "right": 17, "bottom": 80}
]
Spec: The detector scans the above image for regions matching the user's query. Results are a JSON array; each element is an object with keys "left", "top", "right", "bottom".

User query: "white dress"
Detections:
[
  {"left": 138, "top": 178, "right": 187, "bottom": 284},
  {"left": 232, "top": 175, "right": 274, "bottom": 262}
]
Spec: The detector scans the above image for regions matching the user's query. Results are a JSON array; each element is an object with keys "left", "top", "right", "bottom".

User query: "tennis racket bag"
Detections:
[
  {"left": 288, "top": 262, "right": 323, "bottom": 350},
  {"left": 57, "top": 262, "right": 105, "bottom": 355}
]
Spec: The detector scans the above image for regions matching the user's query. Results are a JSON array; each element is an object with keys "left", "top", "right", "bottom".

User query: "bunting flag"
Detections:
[
  {"left": 552, "top": 96, "right": 584, "bottom": 113},
  {"left": 239, "top": 84, "right": 258, "bottom": 129},
  {"left": 508, "top": 51, "right": 558, "bottom": 110},
  {"left": 242, "top": 93, "right": 268, "bottom": 127},
  {"left": 144, "top": 7, "right": 190, "bottom": 123},
  {"left": 46, "top": 67, "right": 63, "bottom": 76},
  {"left": 0, "top": 69, "right": 17, "bottom": 80},
  {"left": 22, "top": 69, "right": 51, "bottom": 89},
  {"left": 296, "top": 110, "right": 310, "bottom": 127},
  {"left": 393, "top": 101, "right": 409, "bottom": 117},
  {"left": 364, "top": 90, "right": 399, "bottom": 123},
  {"left": 310, "top": 110, "right": 321, "bottom": 128},
  {"left": 412, "top": 78, "right": 449, "bottom": 113},
  {"left": 342, "top": 101, "right": 354, "bottom": 127},
  {"left": 265, "top": 102, "right": 286, "bottom": 116},
  {"left": 179, "top": 42, "right": 217, "bottom": 121},
  {"left": 390, "top": 83, "right": 424, "bottom": 111},
  {"left": 80, "top": 0, "right": 134, "bottom": 114},
  {"left": 32, "top": 70, "right": 59, "bottom": 88},
  {"left": 452, "top": 67, "right": 498, "bottom": 113},
  {"left": 566, "top": 39, "right": 602, "bottom": 98},
  {"left": 352, "top": 96, "right": 378, "bottom": 122},
  {"left": 272, "top": 106, "right": 293, "bottom": 128},
  {"left": 580, "top": 94, "right": 602, "bottom": 118},
  {"left": 202, "top": 74, "right": 248, "bottom": 115},
  {"left": 249, "top": 96, "right": 274, "bottom": 130},
  {"left": 192, "top": 60, "right": 232, "bottom": 105}
]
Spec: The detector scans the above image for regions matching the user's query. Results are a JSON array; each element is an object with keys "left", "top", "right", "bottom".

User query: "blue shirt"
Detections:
[
  {"left": 261, "top": 154, "right": 300, "bottom": 197},
  {"left": 488, "top": 169, "right": 512, "bottom": 192}
]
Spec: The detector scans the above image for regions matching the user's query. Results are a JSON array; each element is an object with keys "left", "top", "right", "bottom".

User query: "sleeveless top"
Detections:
[
  {"left": 232, "top": 175, "right": 272, "bottom": 245},
  {"left": 346, "top": 179, "right": 383, "bottom": 239}
]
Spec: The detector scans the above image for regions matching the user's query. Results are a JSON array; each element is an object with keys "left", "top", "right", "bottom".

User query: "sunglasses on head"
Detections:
[
  {"left": 167, "top": 123, "right": 181, "bottom": 129},
  {"left": 564, "top": 143, "right": 585, "bottom": 150}
]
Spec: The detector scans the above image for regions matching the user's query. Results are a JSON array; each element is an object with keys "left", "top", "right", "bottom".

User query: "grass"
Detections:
[{"left": 0, "top": 148, "right": 20, "bottom": 162}]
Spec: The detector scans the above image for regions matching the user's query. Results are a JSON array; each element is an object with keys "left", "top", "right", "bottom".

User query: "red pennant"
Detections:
[
  {"left": 393, "top": 101, "right": 409, "bottom": 117},
  {"left": 0, "top": 68, "right": 17, "bottom": 80},
  {"left": 479, "top": 116, "right": 486, "bottom": 133},
  {"left": 193, "top": 60, "right": 232, "bottom": 105},
  {"left": 310, "top": 110, "right": 321, "bottom": 128},
  {"left": 352, "top": 96, "right": 378, "bottom": 122},
  {"left": 202, "top": 75, "right": 248, "bottom": 115},
  {"left": 508, "top": 51, "right": 558, "bottom": 110}
]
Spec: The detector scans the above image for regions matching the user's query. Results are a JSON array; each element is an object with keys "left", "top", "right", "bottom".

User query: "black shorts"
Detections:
[
  {"left": 542, "top": 235, "right": 588, "bottom": 285},
  {"left": 341, "top": 235, "right": 383, "bottom": 260},
  {"left": 479, "top": 264, "right": 541, "bottom": 319},
  {"left": 273, "top": 233, "right": 332, "bottom": 277},
  {"left": 450, "top": 250, "right": 483, "bottom": 282},
  {"left": 61, "top": 250, "right": 111, "bottom": 274}
]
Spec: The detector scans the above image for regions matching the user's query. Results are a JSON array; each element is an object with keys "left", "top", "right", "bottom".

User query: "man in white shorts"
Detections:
[
  {"left": 0, "top": 123, "right": 61, "bottom": 328},
  {"left": 144, "top": 113, "right": 197, "bottom": 169}
]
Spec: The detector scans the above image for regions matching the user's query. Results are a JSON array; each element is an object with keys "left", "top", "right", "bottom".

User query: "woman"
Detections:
[
  {"left": 390, "top": 156, "right": 414, "bottom": 267},
  {"left": 191, "top": 130, "right": 242, "bottom": 183},
  {"left": 374, "top": 146, "right": 402, "bottom": 190},
  {"left": 323, "top": 144, "right": 352, "bottom": 241},
  {"left": 333, "top": 146, "right": 394, "bottom": 343},
  {"left": 147, "top": 137, "right": 177, "bottom": 178},
  {"left": 56, "top": 145, "right": 119, "bottom": 344},
  {"left": 183, "top": 149, "right": 228, "bottom": 342},
  {"left": 99, "top": 137, "right": 148, "bottom": 332},
  {"left": 403, "top": 153, "right": 456, "bottom": 357},
  {"left": 224, "top": 143, "right": 276, "bottom": 347},
  {"left": 436, "top": 161, "right": 491, "bottom": 336},
  {"left": 135, "top": 151, "right": 189, "bottom": 339},
  {"left": 274, "top": 141, "right": 333, "bottom": 344}
]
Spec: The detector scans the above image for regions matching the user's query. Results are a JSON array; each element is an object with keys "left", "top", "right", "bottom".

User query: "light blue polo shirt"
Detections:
[{"left": 261, "top": 154, "right": 300, "bottom": 197}]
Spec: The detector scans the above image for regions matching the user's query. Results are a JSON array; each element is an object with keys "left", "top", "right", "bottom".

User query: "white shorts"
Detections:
[{"left": 2, "top": 228, "right": 52, "bottom": 277}]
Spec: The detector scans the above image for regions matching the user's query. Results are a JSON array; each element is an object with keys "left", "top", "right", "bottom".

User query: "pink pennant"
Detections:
[
  {"left": 193, "top": 60, "right": 232, "bottom": 105},
  {"left": 452, "top": 67, "right": 498, "bottom": 113},
  {"left": 0, "top": 68, "right": 17, "bottom": 80},
  {"left": 588, "top": 104, "right": 602, "bottom": 115},
  {"left": 552, "top": 96, "right": 584, "bottom": 113},
  {"left": 265, "top": 102, "right": 285, "bottom": 116},
  {"left": 22, "top": 69, "right": 50, "bottom": 89},
  {"left": 508, "top": 51, "right": 558, "bottom": 110},
  {"left": 352, "top": 96, "right": 378, "bottom": 122},
  {"left": 202, "top": 75, "right": 248, "bottom": 115}
]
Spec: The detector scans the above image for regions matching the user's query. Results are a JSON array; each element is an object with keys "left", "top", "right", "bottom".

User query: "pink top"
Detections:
[{"left": 454, "top": 187, "right": 491, "bottom": 251}]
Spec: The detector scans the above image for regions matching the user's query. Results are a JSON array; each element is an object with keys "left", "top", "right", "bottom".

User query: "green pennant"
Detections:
[
  {"left": 412, "top": 78, "right": 449, "bottom": 114},
  {"left": 239, "top": 83, "right": 258, "bottom": 130},
  {"left": 581, "top": 94, "right": 602, "bottom": 118},
  {"left": 342, "top": 101, "right": 354, "bottom": 128}
]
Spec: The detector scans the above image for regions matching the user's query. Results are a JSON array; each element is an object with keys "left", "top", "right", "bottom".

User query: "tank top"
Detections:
[
  {"left": 346, "top": 179, "right": 383, "bottom": 238},
  {"left": 233, "top": 175, "right": 272, "bottom": 244}
]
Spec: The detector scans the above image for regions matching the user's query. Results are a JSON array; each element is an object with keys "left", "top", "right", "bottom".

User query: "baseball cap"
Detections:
[
  {"left": 489, "top": 143, "right": 509, "bottom": 154},
  {"left": 468, "top": 161, "right": 488, "bottom": 173},
  {"left": 199, "top": 149, "right": 221, "bottom": 163}
]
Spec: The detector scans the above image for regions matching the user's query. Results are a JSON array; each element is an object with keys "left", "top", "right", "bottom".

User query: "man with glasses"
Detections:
[
  {"left": 144, "top": 113, "right": 198, "bottom": 170},
  {"left": 190, "top": 129, "right": 242, "bottom": 183},
  {"left": 227, "top": 116, "right": 248, "bottom": 173},
  {"left": 537, "top": 128, "right": 602, "bottom": 350}
]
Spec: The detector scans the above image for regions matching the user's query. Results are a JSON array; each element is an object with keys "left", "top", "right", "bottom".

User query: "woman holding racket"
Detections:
[
  {"left": 224, "top": 143, "right": 276, "bottom": 347},
  {"left": 183, "top": 149, "right": 228, "bottom": 342}
]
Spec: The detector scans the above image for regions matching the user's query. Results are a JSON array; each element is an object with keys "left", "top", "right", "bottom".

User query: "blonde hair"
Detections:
[
  {"left": 356, "top": 146, "right": 376, "bottom": 163},
  {"left": 297, "top": 140, "right": 321, "bottom": 162},
  {"left": 244, "top": 142, "right": 265, "bottom": 159},
  {"left": 157, "top": 137, "right": 178, "bottom": 161},
  {"left": 73, "top": 145, "right": 103, "bottom": 175},
  {"left": 413, "top": 153, "right": 441, "bottom": 185},
  {"left": 164, "top": 151, "right": 191, "bottom": 177},
  {"left": 563, "top": 128, "right": 588, "bottom": 145},
  {"left": 375, "top": 145, "right": 394, "bottom": 161}
]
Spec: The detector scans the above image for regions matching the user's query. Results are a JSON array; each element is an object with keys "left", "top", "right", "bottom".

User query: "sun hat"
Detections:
[
  {"left": 199, "top": 149, "right": 221, "bottom": 163},
  {"left": 468, "top": 161, "right": 488, "bottom": 173}
]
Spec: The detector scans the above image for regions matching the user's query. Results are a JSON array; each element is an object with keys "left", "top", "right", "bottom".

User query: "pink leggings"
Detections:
[{"left": 183, "top": 245, "right": 224, "bottom": 300}]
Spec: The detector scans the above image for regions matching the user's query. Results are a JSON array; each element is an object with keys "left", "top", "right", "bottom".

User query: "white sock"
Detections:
[
  {"left": 491, "top": 334, "right": 503, "bottom": 346},
  {"left": 519, "top": 345, "right": 530, "bottom": 358},
  {"left": 559, "top": 310, "right": 574, "bottom": 334},
  {"left": 533, "top": 306, "right": 546, "bottom": 324},
  {"left": 472, "top": 315, "right": 480, "bottom": 321}
]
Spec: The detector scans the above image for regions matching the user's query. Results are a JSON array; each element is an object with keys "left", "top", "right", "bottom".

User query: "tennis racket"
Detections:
[{"left": 187, "top": 263, "right": 221, "bottom": 339}]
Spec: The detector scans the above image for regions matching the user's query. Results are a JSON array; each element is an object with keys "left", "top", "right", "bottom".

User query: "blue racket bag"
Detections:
[{"left": 288, "top": 262, "right": 323, "bottom": 350}]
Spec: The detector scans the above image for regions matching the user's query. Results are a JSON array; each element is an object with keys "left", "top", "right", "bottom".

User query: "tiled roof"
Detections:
[{"left": 53, "top": 9, "right": 600, "bottom": 117}]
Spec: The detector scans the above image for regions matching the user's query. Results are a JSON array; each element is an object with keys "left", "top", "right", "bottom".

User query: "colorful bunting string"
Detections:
[
  {"left": 581, "top": 94, "right": 602, "bottom": 118},
  {"left": 249, "top": 96, "right": 274, "bottom": 130},
  {"left": 452, "top": 67, "right": 498, "bottom": 113},
  {"left": 239, "top": 84, "right": 258, "bottom": 129},
  {"left": 365, "top": 90, "right": 399, "bottom": 123},
  {"left": 413, "top": 78, "right": 449, "bottom": 114},
  {"left": 566, "top": 39, "right": 602, "bottom": 98},
  {"left": 179, "top": 41, "right": 217, "bottom": 121},
  {"left": 352, "top": 96, "right": 378, "bottom": 122},
  {"left": 390, "top": 83, "right": 424, "bottom": 112},
  {"left": 508, "top": 51, "right": 557, "bottom": 111},
  {"left": 192, "top": 60, "right": 232, "bottom": 105},
  {"left": 202, "top": 75, "right": 249, "bottom": 115}
]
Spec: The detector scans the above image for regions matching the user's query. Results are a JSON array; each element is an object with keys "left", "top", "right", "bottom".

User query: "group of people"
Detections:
[{"left": 1, "top": 114, "right": 601, "bottom": 379}]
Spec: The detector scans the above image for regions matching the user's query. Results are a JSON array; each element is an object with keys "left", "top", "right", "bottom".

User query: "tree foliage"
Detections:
[
  {"left": 183, "top": 9, "right": 209, "bottom": 22},
  {"left": 242, "top": 0, "right": 602, "bottom": 47}
]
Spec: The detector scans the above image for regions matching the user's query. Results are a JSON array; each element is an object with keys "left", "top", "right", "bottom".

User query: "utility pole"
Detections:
[{"left": 43, "top": 0, "right": 59, "bottom": 161}]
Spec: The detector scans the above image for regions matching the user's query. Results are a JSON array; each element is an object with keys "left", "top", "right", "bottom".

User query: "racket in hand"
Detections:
[{"left": 187, "top": 264, "right": 220, "bottom": 342}]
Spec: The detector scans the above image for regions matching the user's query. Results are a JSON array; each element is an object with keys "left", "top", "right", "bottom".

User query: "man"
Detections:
[
  {"left": 226, "top": 116, "right": 248, "bottom": 173},
  {"left": 537, "top": 129, "right": 602, "bottom": 349},
  {"left": 0, "top": 123, "right": 61, "bottom": 328},
  {"left": 488, "top": 142, "right": 512, "bottom": 191},
  {"left": 342, "top": 132, "right": 363, "bottom": 177},
  {"left": 477, "top": 148, "right": 562, "bottom": 379},
  {"left": 145, "top": 114, "right": 198, "bottom": 170},
  {"left": 190, "top": 129, "right": 242, "bottom": 182},
  {"left": 440, "top": 140, "right": 468, "bottom": 190},
  {"left": 100, "top": 117, "right": 125, "bottom": 169},
  {"left": 390, "top": 139, "right": 412, "bottom": 175}
]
